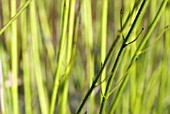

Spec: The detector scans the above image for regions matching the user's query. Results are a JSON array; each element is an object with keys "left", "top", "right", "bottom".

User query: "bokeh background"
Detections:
[{"left": 0, "top": 0, "right": 170, "bottom": 114}]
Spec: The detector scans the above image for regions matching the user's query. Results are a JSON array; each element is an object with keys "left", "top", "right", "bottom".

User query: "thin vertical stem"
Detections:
[
  {"left": 58, "top": 0, "right": 76, "bottom": 113},
  {"left": 11, "top": 0, "right": 19, "bottom": 114},
  {"left": 100, "top": 0, "right": 108, "bottom": 105},
  {"left": 99, "top": 1, "right": 148, "bottom": 113},
  {"left": 20, "top": 0, "right": 32, "bottom": 114},
  {"left": 82, "top": 0, "right": 94, "bottom": 113},
  {"left": 30, "top": 1, "right": 49, "bottom": 114},
  {"left": 50, "top": 0, "right": 70, "bottom": 113},
  {"left": 108, "top": 0, "right": 168, "bottom": 113}
]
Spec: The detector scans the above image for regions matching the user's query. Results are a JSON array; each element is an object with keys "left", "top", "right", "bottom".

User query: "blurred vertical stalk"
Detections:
[
  {"left": 20, "top": 0, "right": 32, "bottom": 114},
  {"left": 50, "top": 0, "right": 70, "bottom": 113},
  {"left": 128, "top": 1, "right": 137, "bottom": 113},
  {"left": 133, "top": 0, "right": 157, "bottom": 113},
  {"left": 82, "top": 0, "right": 94, "bottom": 113},
  {"left": 29, "top": 1, "right": 49, "bottom": 114},
  {"left": 0, "top": 59, "right": 6, "bottom": 114},
  {"left": 36, "top": 0, "right": 55, "bottom": 72},
  {"left": 36, "top": 0, "right": 55, "bottom": 93},
  {"left": 0, "top": 48, "right": 13, "bottom": 114},
  {"left": 11, "top": 0, "right": 19, "bottom": 114},
  {"left": 157, "top": 2, "right": 169, "bottom": 113},
  {"left": 100, "top": 0, "right": 108, "bottom": 105},
  {"left": 113, "top": 0, "right": 121, "bottom": 31},
  {"left": 58, "top": 0, "right": 76, "bottom": 114},
  {"left": 163, "top": 3, "right": 170, "bottom": 112},
  {"left": 149, "top": 0, "right": 157, "bottom": 23}
]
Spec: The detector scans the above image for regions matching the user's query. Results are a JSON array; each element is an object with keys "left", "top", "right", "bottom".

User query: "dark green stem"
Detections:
[
  {"left": 99, "top": 0, "right": 147, "bottom": 113},
  {"left": 76, "top": 36, "right": 119, "bottom": 114},
  {"left": 108, "top": 0, "right": 168, "bottom": 113}
]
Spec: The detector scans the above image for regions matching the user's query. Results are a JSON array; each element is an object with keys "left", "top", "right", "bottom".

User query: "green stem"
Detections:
[
  {"left": 11, "top": 0, "right": 19, "bottom": 114},
  {"left": 99, "top": 1, "right": 147, "bottom": 113},
  {"left": 76, "top": 35, "right": 119, "bottom": 114},
  {"left": 50, "top": 0, "right": 70, "bottom": 113},
  {"left": 108, "top": 0, "right": 168, "bottom": 113},
  {"left": 20, "top": 0, "right": 32, "bottom": 114},
  {"left": 30, "top": 1, "right": 49, "bottom": 114},
  {"left": 100, "top": 0, "right": 108, "bottom": 104},
  {"left": 58, "top": 0, "right": 76, "bottom": 113},
  {"left": 0, "top": 0, "right": 32, "bottom": 36}
]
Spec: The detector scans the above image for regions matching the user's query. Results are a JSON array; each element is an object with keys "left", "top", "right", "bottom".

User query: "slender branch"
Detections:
[
  {"left": 0, "top": 0, "right": 32, "bottom": 35},
  {"left": 125, "top": 28, "right": 144, "bottom": 46}
]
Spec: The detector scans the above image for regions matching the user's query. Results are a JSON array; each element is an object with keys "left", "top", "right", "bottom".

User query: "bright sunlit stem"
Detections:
[{"left": 0, "top": 0, "right": 32, "bottom": 36}]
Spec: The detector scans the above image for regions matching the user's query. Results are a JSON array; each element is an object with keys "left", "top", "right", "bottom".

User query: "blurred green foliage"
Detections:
[{"left": 0, "top": 0, "right": 170, "bottom": 114}]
